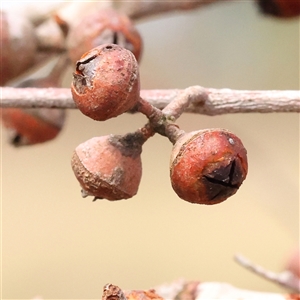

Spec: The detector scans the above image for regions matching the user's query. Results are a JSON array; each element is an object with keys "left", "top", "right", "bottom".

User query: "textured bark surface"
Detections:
[{"left": 2, "top": 87, "right": 299, "bottom": 114}]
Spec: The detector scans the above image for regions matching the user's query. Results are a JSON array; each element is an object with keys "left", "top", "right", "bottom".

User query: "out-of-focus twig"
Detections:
[
  {"left": 11, "top": 0, "right": 231, "bottom": 54},
  {"left": 235, "top": 254, "right": 300, "bottom": 293},
  {"left": 1, "top": 86, "right": 299, "bottom": 115},
  {"left": 114, "top": 0, "right": 231, "bottom": 20}
]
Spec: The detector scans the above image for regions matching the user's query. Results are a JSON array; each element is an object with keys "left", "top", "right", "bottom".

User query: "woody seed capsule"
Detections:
[
  {"left": 256, "top": 0, "right": 300, "bottom": 18},
  {"left": 71, "top": 133, "right": 143, "bottom": 200},
  {"left": 71, "top": 44, "right": 140, "bottom": 121},
  {"left": 0, "top": 10, "right": 37, "bottom": 85},
  {"left": 67, "top": 8, "right": 143, "bottom": 64},
  {"left": 170, "top": 128, "right": 248, "bottom": 205}
]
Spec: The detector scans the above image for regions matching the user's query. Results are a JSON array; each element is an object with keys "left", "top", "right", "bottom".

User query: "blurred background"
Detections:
[{"left": 1, "top": 1, "right": 299, "bottom": 299}]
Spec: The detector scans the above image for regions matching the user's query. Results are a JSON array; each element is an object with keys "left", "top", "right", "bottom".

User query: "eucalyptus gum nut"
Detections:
[
  {"left": 66, "top": 8, "right": 143, "bottom": 64},
  {"left": 71, "top": 44, "right": 140, "bottom": 121},
  {"left": 0, "top": 56, "right": 68, "bottom": 146},
  {"left": 0, "top": 11, "right": 37, "bottom": 85},
  {"left": 71, "top": 135, "right": 142, "bottom": 200},
  {"left": 170, "top": 128, "right": 248, "bottom": 205},
  {"left": 1, "top": 108, "right": 65, "bottom": 146},
  {"left": 257, "top": 0, "right": 300, "bottom": 18}
]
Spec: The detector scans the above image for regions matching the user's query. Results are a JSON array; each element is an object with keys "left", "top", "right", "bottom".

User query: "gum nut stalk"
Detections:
[
  {"left": 170, "top": 128, "right": 248, "bottom": 205},
  {"left": 71, "top": 44, "right": 140, "bottom": 121},
  {"left": 71, "top": 134, "right": 143, "bottom": 200}
]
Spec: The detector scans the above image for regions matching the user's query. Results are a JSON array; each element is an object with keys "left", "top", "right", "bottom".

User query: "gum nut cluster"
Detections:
[
  {"left": 71, "top": 134, "right": 143, "bottom": 200},
  {"left": 0, "top": 10, "right": 37, "bottom": 85},
  {"left": 66, "top": 8, "right": 142, "bottom": 64},
  {"left": 71, "top": 44, "right": 140, "bottom": 121},
  {"left": 170, "top": 128, "right": 248, "bottom": 205}
]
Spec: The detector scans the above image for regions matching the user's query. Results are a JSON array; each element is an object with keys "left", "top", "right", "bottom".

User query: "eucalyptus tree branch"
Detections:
[
  {"left": 114, "top": 0, "right": 231, "bottom": 20},
  {"left": 1, "top": 86, "right": 299, "bottom": 115}
]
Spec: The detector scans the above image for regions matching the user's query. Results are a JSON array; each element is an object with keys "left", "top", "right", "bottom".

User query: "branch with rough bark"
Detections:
[{"left": 1, "top": 86, "right": 299, "bottom": 115}]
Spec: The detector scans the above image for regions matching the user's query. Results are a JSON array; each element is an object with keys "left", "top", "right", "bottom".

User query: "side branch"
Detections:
[{"left": 1, "top": 87, "right": 299, "bottom": 114}]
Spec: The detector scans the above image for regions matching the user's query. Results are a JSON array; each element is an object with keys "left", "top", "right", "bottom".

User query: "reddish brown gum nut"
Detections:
[
  {"left": 71, "top": 134, "right": 142, "bottom": 200},
  {"left": 125, "top": 289, "right": 164, "bottom": 300},
  {"left": 170, "top": 128, "right": 248, "bottom": 205},
  {"left": 0, "top": 56, "right": 68, "bottom": 146},
  {"left": 102, "top": 284, "right": 127, "bottom": 300},
  {"left": 71, "top": 44, "right": 140, "bottom": 121},
  {"left": 66, "top": 8, "right": 143, "bottom": 64},
  {"left": 1, "top": 108, "right": 65, "bottom": 146},
  {"left": 257, "top": 0, "right": 300, "bottom": 18},
  {"left": 0, "top": 11, "right": 37, "bottom": 85}
]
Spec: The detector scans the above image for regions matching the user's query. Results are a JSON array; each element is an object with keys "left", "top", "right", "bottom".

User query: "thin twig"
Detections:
[
  {"left": 1, "top": 86, "right": 299, "bottom": 115},
  {"left": 234, "top": 254, "right": 300, "bottom": 293},
  {"left": 114, "top": 0, "right": 230, "bottom": 20}
]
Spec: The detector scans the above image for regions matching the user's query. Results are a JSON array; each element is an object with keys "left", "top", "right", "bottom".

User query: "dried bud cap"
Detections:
[
  {"left": 71, "top": 44, "right": 140, "bottom": 121},
  {"left": 71, "top": 133, "right": 143, "bottom": 200},
  {"left": 170, "top": 128, "right": 248, "bottom": 205},
  {"left": 66, "top": 8, "right": 143, "bottom": 64},
  {"left": 1, "top": 108, "right": 65, "bottom": 146},
  {"left": 0, "top": 10, "right": 37, "bottom": 85},
  {"left": 257, "top": 0, "right": 300, "bottom": 18}
]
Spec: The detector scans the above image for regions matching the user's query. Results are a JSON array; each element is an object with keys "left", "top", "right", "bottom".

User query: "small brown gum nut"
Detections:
[
  {"left": 170, "top": 128, "right": 248, "bottom": 205},
  {"left": 71, "top": 134, "right": 142, "bottom": 200},
  {"left": 102, "top": 284, "right": 127, "bottom": 300},
  {"left": 257, "top": 0, "right": 300, "bottom": 18},
  {"left": 0, "top": 108, "right": 65, "bottom": 146},
  {"left": 71, "top": 44, "right": 140, "bottom": 121},
  {"left": 125, "top": 289, "right": 164, "bottom": 300},
  {"left": 0, "top": 11, "right": 37, "bottom": 85},
  {"left": 66, "top": 8, "right": 143, "bottom": 64}
]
